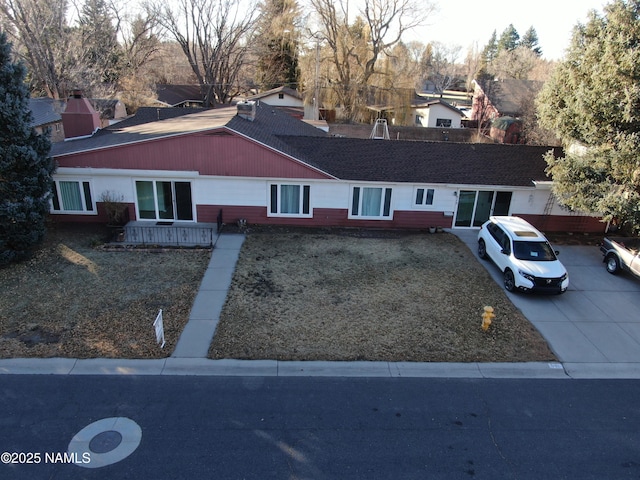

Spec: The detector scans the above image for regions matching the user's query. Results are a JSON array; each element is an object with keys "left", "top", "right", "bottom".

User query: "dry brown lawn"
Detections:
[
  {"left": 0, "top": 224, "right": 210, "bottom": 358},
  {"left": 210, "top": 229, "right": 557, "bottom": 362}
]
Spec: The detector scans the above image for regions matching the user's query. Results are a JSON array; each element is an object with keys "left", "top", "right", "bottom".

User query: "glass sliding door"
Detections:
[
  {"left": 135, "top": 180, "right": 193, "bottom": 221},
  {"left": 454, "top": 190, "right": 512, "bottom": 227}
]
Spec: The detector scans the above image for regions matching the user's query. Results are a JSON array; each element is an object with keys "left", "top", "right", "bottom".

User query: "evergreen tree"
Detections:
[
  {"left": 477, "top": 30, "right": 498, "bottom": 80},
  {"left": 254, "top": 0, "right": 301, "bottom": 90},
  {"left": 78, "top": 0, "right": 123, "bottom": 86},
  {"left": 481, "top": 30, "right": 498, "bottom": 63},
  {"left": 520, "top": 26, "right": 542, "bottom": 56},
  {"left": 497, "top": 24, "right": 520, "bottom": 52},
  {"left": 0, "top": 31, "right": 53, "bottom": 265},
  {"left": 536, "top": 0, "right": 640, "bottom": 233}
]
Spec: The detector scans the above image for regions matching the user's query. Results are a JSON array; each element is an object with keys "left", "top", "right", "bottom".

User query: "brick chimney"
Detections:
[{"left": 61, "top": 90, "right": 101, "bottom": 139}]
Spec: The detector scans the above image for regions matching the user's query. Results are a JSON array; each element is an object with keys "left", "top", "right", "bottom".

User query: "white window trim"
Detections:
[
  {"left": 50, "top": 178, "right": 97, "bottom": 215},
  {"left": 348, "top": 185, "right": 394, "bottom": 220},
  {"left": 133, "top": 179, "right": 196, "bottom": 222},
  {"left": 412, "top": 186, "right": 437, "bottom": 209},
  {"left": 267, "top": 183, "right": 312, "bottom": 218}
]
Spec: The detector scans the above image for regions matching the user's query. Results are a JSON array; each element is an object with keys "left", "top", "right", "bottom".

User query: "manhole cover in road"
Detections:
[
  {"left": 89, "top": 430, "right": 123, "bottom": 453},
  {"left": 68, "top": 417, "right": 142, "bottom": 469}
]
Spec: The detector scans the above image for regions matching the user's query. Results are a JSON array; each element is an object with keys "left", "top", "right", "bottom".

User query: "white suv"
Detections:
[{"left": 477, "top": 216, "right": 569, "bottom": 294}]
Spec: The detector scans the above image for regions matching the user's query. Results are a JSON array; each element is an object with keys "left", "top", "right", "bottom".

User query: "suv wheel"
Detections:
[
  {"left": 504, "top": 269, "right": 516, "bottom": 292},
  {"left": 478, "top": 239, "right": 487, "bottom": 259}
]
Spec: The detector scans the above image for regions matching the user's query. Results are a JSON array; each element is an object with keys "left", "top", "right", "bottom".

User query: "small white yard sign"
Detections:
[{"left": 154, "top": 309, "right": 166, "bottom": 348}]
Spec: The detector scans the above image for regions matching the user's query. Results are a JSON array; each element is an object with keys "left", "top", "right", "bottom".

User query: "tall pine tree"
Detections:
[
  {"left": 0, "top": 31, "right": 53, "bottom": 265},
  {"left": 537, "top": 0, "right": 640, "bottom": 233},
  {"left": 254, "top": 0, "right": 301, "bottom": 90}
]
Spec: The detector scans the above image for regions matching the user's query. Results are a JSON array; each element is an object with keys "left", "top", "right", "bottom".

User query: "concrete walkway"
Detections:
[
  {"left": 172, "top": 233, "right": 245, "bottom": 358},
  {"left": 2, "top": 229, "right": 640, "bottom": 379}
]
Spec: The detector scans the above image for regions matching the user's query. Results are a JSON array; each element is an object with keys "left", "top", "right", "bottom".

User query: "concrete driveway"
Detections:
[{"left": 454, "top": 229, "right": 640, "bottom": 377}]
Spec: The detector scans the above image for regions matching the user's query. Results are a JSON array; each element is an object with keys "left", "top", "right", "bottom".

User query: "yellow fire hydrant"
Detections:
[{"left": 482, "top": 306, "right": 495, "bottom": 331}]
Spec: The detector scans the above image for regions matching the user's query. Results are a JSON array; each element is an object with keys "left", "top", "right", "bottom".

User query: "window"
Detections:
[
  {"left": 415, "top": 115, "right": 424, "bottom": 126},
  {"left": 269, "top": 184, "right": 311, "bottom": 216},
  {"left": 414, "top": 188, "right": 435, "bottom": 207},
  {"left": 51, "top": 180, "right": 95, "bottom": 213},
  {"left": 278, "top": 93, "right": 284, "bottom": 99},
  {"left": 135, "top": 180, "right": 193, "bottom": 221},
  {"left": 350, "top": 186, "right": 392, "bottom": 219},
  {"left": 436, "top": 118, "right": 452, "bottom": 127}
]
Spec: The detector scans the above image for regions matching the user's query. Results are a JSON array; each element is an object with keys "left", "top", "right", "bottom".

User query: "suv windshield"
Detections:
[{"left": 513, "top": 241, "right": 557, "bottom": 261}]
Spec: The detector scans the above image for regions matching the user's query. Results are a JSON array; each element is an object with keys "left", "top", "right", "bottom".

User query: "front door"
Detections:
[{"left": 454, "top": 190, "right": 512, "bottom": 227}]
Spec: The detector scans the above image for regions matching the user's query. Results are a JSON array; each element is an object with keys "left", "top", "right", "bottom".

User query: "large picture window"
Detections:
[
  {"left": 135, "top": 180, "right": 193, "bottom": 221},
  {"left": 51, "top": 180, "right": 95, "bottom": 213},
  {"left": 269, "top": 184, "right": 311, "bottom": 216},
  {"left": 350, "top": 186, "right": 392, "bottom": 219}
]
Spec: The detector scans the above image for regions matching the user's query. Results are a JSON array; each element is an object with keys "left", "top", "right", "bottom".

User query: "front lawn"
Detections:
[{"left": 210, "top": 229, "right": 556, "bottom": 362}]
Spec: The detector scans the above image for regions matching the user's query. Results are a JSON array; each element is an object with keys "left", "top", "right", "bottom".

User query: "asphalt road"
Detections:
[{"left": 1, "top": 376, "right": 639, "bottom": 479}]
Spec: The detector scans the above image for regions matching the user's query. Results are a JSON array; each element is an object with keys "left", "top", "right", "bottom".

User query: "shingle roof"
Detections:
[
  {"left": 29, "top": 98, "right": 65, "bottom": 127},
  {"left": 50, "top": 99, "right": 559, "bottom": 188},
  {"left": 277, "top": 136, "right": 559, "bottom": 186},
  {"left": 50, "top": 102, "right": 326, "bottom": 157},
  {"left": 477, "top": 79, "right": 543, "bottom": 117},
  {"left": 155, "top": 84, "right": 203, "bottom": 106}
]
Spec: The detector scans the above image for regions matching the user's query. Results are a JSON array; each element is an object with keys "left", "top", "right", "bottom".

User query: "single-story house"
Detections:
[
  {"left": 369, "top": 96, "right": 464, "bottom": 129},
  {"left": 49, "top": 95, "right": 604, "bottom": 235},
  {"left": 247, "top": 86, "right": 303, "bottom": 109}
]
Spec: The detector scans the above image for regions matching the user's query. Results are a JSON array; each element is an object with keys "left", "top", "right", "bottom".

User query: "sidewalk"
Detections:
[
  {"left": 171, "top": 233, "right": 245, "bottom": 358},
  {"left": 2, "top": 230, "right": 640, "bottom": 379}
]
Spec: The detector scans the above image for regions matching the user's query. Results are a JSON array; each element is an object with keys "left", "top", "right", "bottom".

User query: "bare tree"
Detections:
[
  {"left": 492, "top": 46, "right": 539, "bottom": 80},
  {"left": 149, "top": 0, "right": 258, "bottom": 106},
  {"left": 309, "top": 0, "right": 434, "bottom": 120},
  {"left": 422, "top": 41, "right": 462, "bottom": 96},
  {"left": 1, "top": 0, "right": 71, "bottom": 98}
]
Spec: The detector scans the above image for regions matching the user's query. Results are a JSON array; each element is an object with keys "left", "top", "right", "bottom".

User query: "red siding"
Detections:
[
  {"left": 50, "top": 203, "right": 136, "bottom": 224},
  {"left": 198, "top": 205, "right": 453, "bottom": 230},
  {"left": 57, "top": 131, "right": 331, "bottom": 179}
]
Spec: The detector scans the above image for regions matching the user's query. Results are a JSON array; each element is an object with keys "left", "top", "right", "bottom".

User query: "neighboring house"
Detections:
[
  {"left": 90, "top": 99, "right": 127, "bottom": 127},
  {"left": 29, "top": 97, "right": 66, "bottom": 142},
  {"left": 30, "top": 95, "right": 128, "bottom": 142},
  {"left": 471, "top": 79, "right": 542, "bottom": 133},
  {"left": 246, "top": 86, "right": 307, "bottom": 123},
  {"left": 155, "top": 85, "right": 204, "bottom": 108},
  {"left": 49, "top": 97, "right": 604, "bottom": 234},
  {"left": 369, "top": 96, "right": 464, "bottom": 129},
  {"left": 412, "top": 99, "right": 464, "bottom": 128},
  {"left": 247, "top": 86, "right": 303, "bottom": 108}
]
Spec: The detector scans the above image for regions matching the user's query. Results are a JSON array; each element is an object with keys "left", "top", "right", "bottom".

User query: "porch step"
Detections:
[{"left": 121, "top": 221, "right": 218, "bottom": 247}]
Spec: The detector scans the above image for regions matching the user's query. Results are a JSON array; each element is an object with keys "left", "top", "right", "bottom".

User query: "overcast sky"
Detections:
[{"left": 408, "top": 0, "right": 608, "bottom": 60}]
